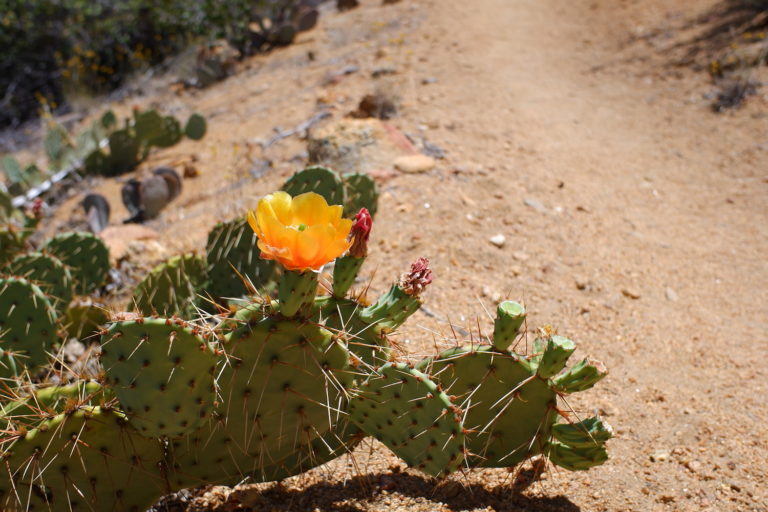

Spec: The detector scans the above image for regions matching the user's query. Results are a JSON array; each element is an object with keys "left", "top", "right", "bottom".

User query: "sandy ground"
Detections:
[{"left": 33, "top": 0, "right": 768, "bottom": 510}]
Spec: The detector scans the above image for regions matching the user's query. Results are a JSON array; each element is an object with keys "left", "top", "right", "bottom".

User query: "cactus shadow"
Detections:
[{"left": 226, "top": 472, "right": 581, "bottom": 512}]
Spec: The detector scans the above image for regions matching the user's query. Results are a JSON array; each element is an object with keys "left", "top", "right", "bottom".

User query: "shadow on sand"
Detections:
[{"left": 202, "top": 471, "right": 582, "bottom": 512}]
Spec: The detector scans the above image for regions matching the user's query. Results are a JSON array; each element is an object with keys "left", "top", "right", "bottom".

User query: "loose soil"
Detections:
[{"left": 39, "top": 0, "right": 768, "bottom": 510}]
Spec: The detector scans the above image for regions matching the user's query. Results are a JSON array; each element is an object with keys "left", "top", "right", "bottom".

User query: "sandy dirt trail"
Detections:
[
  {"left": 393, "top": 0, "right": 768, "bottom": 510},
  {"left": 41, "top": 0, "right": 767, "bottom": 510}
]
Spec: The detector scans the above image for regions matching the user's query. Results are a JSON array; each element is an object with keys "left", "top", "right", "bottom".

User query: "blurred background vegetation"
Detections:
[{"left": 0, "top": 0, "right": 301, "bottom": 129}]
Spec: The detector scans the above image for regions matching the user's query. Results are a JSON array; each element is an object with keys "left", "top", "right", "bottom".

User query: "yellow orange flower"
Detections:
[{"left": 247, "top": 191, "right": 353, "bottom": 272}]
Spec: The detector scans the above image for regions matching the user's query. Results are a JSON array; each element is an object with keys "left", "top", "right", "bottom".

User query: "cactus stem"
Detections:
[{"left": 278, "top": 269, "right": 319, "bottom": 317}]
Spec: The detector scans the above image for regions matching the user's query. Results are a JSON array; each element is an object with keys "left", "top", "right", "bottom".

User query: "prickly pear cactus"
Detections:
[
  {"left": 205, "top": 217, "right": 275, "bottom": 301},
  {"left": 100, "top": 318, "right": 218, "bottom": 437},
  {"left": 349, "top": 362, "right": 465, "bottom": 477},
  {"left": 282, "top": 166, "right": 345, "bottom": 207},
  {"left": 0, "top": 407, "right": 168, "bottom": 512},
  {"left": 131, "top": 253, "right": 207, "bottom": 317},
  {"left": 7, "top": 252, "right": 73, "bottom": 314},
  {"left": 0, "top": 276, "right": 58, "bottom": 378},
  {"left": 44, "top": 231, "right": 110, "bottom": 295}
]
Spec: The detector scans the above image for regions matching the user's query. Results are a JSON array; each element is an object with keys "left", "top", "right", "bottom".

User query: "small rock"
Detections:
[
  {"left": 523, "top": 198, "right": 548, "bottom": 213},
  {"left": 482, "top": 286, "right": 502, "bottom": 303},
  {"left": 512, "top": 251, "right": 529, "bottom": 261},
  {"left": 371, "top": 67, "right": 397, "bottom": 78},
  {"left": 337, "top": 0, "right": 359, "bottom": 11},
  {"left": 665, "top": 286, "right": 679, "bottom": 302},
  {"left": 650, "top": 450, "right": 670, "bottom": 462},
  {"left": 489, "top": 234, "right": 506, "bottom": 248},
  {"left": 394, "top": 154, "right": 435, "bottom": 173},
  {"left": 421, "top": 76, "right": 437, "bottom": 85},
  {"left": 575, "top": 276, "right": 589, "bottom": 291},
  {"left": 622, "top": 288, "right": 641, "bottom": 300}
]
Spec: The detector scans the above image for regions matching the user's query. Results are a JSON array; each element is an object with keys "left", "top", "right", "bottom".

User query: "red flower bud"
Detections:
[
  {"left": 348, "top": 208, "right": 372, "bottom": 258},
  {"left": 400, "top": 257, "right": 433, "bottom": 297}
]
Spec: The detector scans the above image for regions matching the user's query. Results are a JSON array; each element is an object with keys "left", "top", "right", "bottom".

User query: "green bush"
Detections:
[{"left": 0, "top": 0, "right": 290, "bottom": 128}]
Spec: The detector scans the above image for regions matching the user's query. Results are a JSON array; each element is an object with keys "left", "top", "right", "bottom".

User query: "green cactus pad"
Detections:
[
  {"left": 256, "top": 420, "right": 363, "bottom": 482},
  {"left": 359, "top": 283, "right": 422, "bottom": 332},
  {"left": 282, "top": 166, "right": 345, "bottom": 207},
  {"left": 492, "top": 300, "right": 526, "bottom": 351},
  {"left": 151, "top": 116, "right": 183, "bottom": 148},
  {"left": 64, "top": 299, "right": 110, "bottom": 341},
  {"left": 44, "top": 231, "right": 110, "bottom": 295},
  {"left": 8, "top": 252, "right": 73, "bottom": 314},
  {"left": 418, "top": 345, "right": 557, "bottom": 468},
  {"left": 343, "top": 172, "right": 378, "bottom": 217},
  {"left": 184, "top": 113, "right": 207, "bottom": 140},
  {"left": 84, "top": 149, "right": 110, "bottom": 175},
  {"left": 278, "top": 269, "right": 318, "bottom": 317},
  {"left": 1, "top": 381, "right": 110, "bottom": 427},
  {"left": 0, "top": 407, "right": 168, "bottom": 512},
  {"left": 546, "top": 441, "right": 609, "bottom": 471},
  {"left": 0, "top": 276, "right": 58, "bottom": 378},
  {"left": 349, "top": 362, "right": 465, "bottom": 478},
  {"left": 551, "top": 416, "right": 612, "bottom": 449},
  {"left": 131, "top": 253, "right": 208, "bottom": 318},
  {"left": 551, "top": 357, "right": 608, "bottom": 393},
  {"left": 332, "top": 254, "right": 365, "bottom": 297},
  {"left": 206, "top": 217, "right": 275, "bottom": 300},
  {"left": 0, "top": 225, "right": 26, "bottom": 265},
  {"left": 535, "top": 335, "right": 577, "bottom": 379},
  {"left": 107, "top": 128, "right": 140, "bottom": 175},
  {"left": 313, "top": 295, "right": 391, "bottom": 368},
  {"left": 167, "top": 318, "right": 351, "bottom": 486},
  {"left": 100, "top": 318, "right": 218, "bottom": 437}
]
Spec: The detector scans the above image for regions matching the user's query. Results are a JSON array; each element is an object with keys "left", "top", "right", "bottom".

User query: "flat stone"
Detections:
[
  {"left": 394, "top": 154, "right": 435, "bottom": 174},
  {"left": 665, "top": 286, "right": 679, "bottom": 302},
  {"left": 524, "top": 197, "right": 548, "bottom": 213},
  {"left": 489, "top": 234, "right": 506, "bottom": 248}
]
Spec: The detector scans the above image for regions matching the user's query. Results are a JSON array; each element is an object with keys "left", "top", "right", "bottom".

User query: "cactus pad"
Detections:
[
  {"left": 8, "top": 252, "right": 73, "bottom": 314},
  {"left": 0, "top": 407, "right": 167, "bottom": 512},
  {"left": 107, "top": 128, "right": 140, "bottom": 175},
  {"left": 282, "top": 166, "right": 345, "bottom": 207},
  {"left": 184, "top": 113, "right": 207, "bottom": 140},
  {"left": 418, "top": 346, "right": 557, "bottom": 468},
  {"left": 0, "top": 276, "right": 58, "bottom": 378},
  {"left": 100, "top": 318, "right": 218, "bottom": 437},
  {"left": 206, "top": 217, "right": 275, "bottom": 300},
  {"left": 349, "top": 362, "right": 465, "bottom": 478},
  {"left": 167, "top": 318, "right": 351, "bottom": 486},
  {"left": 131, "top": 253, "right": 207, "bottom": 317},
  {"left": 343, "top": 172, "right": 378, "bottom": 217},
  {"left": 44, "top": 231, "right": 110, "bottom": 295}
]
